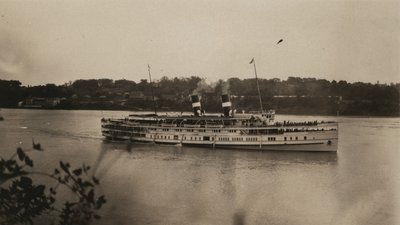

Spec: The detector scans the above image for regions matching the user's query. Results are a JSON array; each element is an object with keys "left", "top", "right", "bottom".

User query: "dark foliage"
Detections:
[{"left": 0, "top": 142, "right": 106, "bottom": 225}]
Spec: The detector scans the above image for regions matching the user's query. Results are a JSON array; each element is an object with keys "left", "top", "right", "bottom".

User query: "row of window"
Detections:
[
  {"left": 232, "top": 137, "right": 244, "bottom": 141},
  {"left": 146, "top": 135, "right": 276, "bottom": 142},
  {"left": 104, "top": 130, "right": 145, "bottom": 137},
  {"left": 102, "top": 125, "right": 145, "bottom": 132},
  {"left": 149, "top": 135, "right": 204, "bottom": 141},
  {"left": 153, "top": 135, "right": 171, "bottom": 139},
  {"left": 155, "top": 128, "right": 222, "bottom": 133},
  {"left": 246, "top": 137, "right": 258, "bottom": 141},
  {"left": 149, "top": 135, "right": 311, "bottom": 142},
  {"left": 187, "top": 136, "right": 201, "bottom": 141},
  {"left": 284, "top": 136, "right": 307, "bottom": 141},
  {"left": 159, "top": 136, "right": 308, "bottom": 142},
  {"left": 106, "top": 130, "right": 311, "bottom": 143},
  {"left": 104, "top": 125, "right": 329, "bottom": 135}
]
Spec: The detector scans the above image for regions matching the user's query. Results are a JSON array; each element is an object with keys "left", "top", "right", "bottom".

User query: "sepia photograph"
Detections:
[{"left": 0, "top": 0, "right": 399, "bottom": 224}]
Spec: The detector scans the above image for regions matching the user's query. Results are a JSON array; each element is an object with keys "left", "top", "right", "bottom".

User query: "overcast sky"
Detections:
[{"left": 0, "top": 0, "right": 399, "bottom": 85}]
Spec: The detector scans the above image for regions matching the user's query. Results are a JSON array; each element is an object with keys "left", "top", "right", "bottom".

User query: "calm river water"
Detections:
[{"left": 0, "top": 109, "right": 399, "bottom": 225}]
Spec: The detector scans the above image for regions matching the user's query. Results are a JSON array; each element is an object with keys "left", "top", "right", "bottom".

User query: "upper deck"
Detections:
[{"left": 101, "top": 113, "right": 337, "bottom": 131}]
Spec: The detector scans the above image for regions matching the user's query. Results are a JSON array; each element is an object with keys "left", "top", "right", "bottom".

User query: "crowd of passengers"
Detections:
[
  {"left": 102, "top": 117, "right": 335, "bottom": 129},
  {"left": 275, "top": 120, "right": 321, "bottom": 126}
]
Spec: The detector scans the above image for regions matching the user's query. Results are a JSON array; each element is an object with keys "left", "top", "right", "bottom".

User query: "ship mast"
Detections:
[
  {"left": 250, "top": 58, "right": 264, "bottom": 113},
  {"left": 147, "top": 64, "right": 157, "bottom": 114}
]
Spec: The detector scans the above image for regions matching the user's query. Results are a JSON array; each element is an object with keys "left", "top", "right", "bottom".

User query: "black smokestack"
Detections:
[
  {"left": 221, "top": 94, "right": 232, "bottom": 117},
  {"left": 191, "top": 95, "right": 202, "bottom": 116}
]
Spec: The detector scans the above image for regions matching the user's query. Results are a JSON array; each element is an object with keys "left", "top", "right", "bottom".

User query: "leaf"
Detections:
[
  {"left": 95, "top": 195, "right": 106, "bottom": 209},
  {"left": 49, "top": 187, "right": 56, "bottom": 195},
  {"left": 33, "top": 143, "right": 41, "bottom": 150},
  {"left": 84, "top": 165, "right": 91, "bottom": 172},
  {"left": 32, "top": 138, "right": 42, "bottom": 151},
  {"left": 35, "top": 185, "right": 45, "bottom": 195},
  {"left": 20, "top": 176, "right": 32, "bottom": 186},
  {"left": 17, "top": 147, "right": 25, "bottom": 161},
  {"left": 4, "top": 160, "right": 16, "bottom": 171},
  {"left": 59, "top": 161, "right": 69, "bottom": 173},
  {"left": 72, "top": 168, "right": 82, "bottom": 176},
  {"left": 87, "top": 189, "right": 94, "bottom": 204},
  {"left": 92, "top": 176, "right": 99, "bottom": 185},
  {"left": 82, "top": 181, "right": 93, "bottom": 187},
  {"left": 25, "top": 156, "right": 34, "bottom": 167},
  {"left": 54, "top": 168, "right": 60, "bottom": 175}
]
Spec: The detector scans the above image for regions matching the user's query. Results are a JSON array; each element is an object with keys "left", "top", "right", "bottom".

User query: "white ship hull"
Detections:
[{"left": 101, "top": 120, "right": 338, "bottom": 152}]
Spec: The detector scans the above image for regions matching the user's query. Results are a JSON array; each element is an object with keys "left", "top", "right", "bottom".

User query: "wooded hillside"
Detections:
[{"left": 0, "top": 77, "right": 398, "bottom": 116}]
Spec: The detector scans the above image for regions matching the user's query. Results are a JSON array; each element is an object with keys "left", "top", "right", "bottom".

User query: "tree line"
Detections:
[{"left": 0, "top": 77, "right": 398, "bottom": 116}]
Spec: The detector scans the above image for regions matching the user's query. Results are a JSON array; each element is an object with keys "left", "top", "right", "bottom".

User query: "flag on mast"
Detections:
[{"left": 249, "top": 58, "right": 254, "bottom": 64}]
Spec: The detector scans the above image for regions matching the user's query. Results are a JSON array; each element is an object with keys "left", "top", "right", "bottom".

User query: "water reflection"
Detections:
[
  {"left": 100, "top": 140, "right": 337, "bottom": 164},
  {"left": 92, "top": 142, "right": 125, "bottom": 179},
  {"left": 233, "top": 210, "right": 246, "bottom": 225},
  {"left": 96, "top": 142, "right": 338, "bottom": 224}
]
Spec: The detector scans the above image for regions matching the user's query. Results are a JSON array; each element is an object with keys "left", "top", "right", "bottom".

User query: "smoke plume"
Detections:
[{"left": 192, "top": 79, "right": 230, "bottom": 95}]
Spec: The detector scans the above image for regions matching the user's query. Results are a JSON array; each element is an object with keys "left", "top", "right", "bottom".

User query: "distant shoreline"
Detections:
[
  {"left": 2, "top": 106, "right": 398, "bottom": 118},
  {"left": 1, "top": 77, "right": 399, "bottom": 117}
]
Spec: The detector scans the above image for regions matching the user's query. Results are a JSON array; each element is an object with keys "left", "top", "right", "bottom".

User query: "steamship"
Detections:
[{"left": 101, "top": 94, "right": 338, "bottom": 151}]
